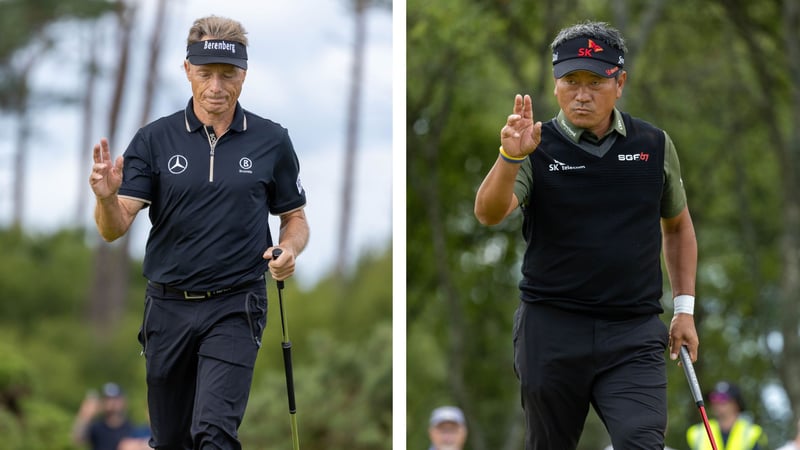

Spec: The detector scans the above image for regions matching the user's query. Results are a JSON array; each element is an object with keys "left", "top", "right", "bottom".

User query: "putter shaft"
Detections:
[
  {"left": 272, "top": 248, "right": 300, "bottom": 450},
  {"left": 680, "top": 346, "right": 719, "bottom": 450},
  {"left": 679, "top": 346, "right": 703, "bottom": 407}
]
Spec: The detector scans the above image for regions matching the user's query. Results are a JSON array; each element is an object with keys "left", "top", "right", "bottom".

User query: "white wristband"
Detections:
[{"left": 673, "top": 295, "right": 695, "bottom": 315}]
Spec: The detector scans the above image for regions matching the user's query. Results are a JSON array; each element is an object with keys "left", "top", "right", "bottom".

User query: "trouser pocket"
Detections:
[
  {"left": 137, "top": 296, "right": 153, "bottom": 356},
  {"left": 245, "top": 291, "right": 267, "bottom": 348}
]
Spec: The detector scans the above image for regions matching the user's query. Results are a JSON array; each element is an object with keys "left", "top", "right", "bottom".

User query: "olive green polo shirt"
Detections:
[{"left": 514, "top": 108, "right": 687, "bottom": 218}]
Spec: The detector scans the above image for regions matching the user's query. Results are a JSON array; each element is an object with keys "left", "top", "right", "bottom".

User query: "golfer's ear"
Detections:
[
  {"left": 183, "top": 60, "right": 191, "bottom": 79},
  {"left": 616, "top": 71, "right": 627, "bottom": 97}
]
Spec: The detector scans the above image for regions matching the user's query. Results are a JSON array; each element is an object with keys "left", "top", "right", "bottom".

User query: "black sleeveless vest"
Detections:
[{"left": 519, "top": 112, "right": 666, "bottom": 318}]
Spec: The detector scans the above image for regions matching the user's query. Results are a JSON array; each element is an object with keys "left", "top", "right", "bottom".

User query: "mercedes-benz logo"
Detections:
[{"left": 168, "top": 155, "right": 188, "bottom": 174}]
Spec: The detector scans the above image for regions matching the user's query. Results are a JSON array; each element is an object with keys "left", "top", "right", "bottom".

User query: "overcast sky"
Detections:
[{"left": 0, "top": 0, "right": 393, "bottom": 288}]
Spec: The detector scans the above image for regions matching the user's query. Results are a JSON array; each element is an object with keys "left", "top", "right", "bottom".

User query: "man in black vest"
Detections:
[{"left": 475, "top": 21, "right": 699, "bottom": 450}]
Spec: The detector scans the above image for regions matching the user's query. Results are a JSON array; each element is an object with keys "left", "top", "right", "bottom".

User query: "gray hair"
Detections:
[
  {"left": 187, "top": 15, "right": 249, "bottom": 47},
  {"left": 551, "top": 21, "right": 627, "bottom": 54}
]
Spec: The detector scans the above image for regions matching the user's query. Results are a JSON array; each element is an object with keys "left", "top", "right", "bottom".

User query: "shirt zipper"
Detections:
[{"left": 204, "top": 126, "right": 218, "bottom": 182}]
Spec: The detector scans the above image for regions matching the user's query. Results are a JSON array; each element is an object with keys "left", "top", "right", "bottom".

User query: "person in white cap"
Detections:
[{"left": 428, "top": 406, "right": 468, "bottom": 450}]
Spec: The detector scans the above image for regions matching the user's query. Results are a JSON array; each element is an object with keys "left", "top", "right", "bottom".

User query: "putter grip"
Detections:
[
  {"left": 283, "top": 342, "right": 296, "bottom": 413},
  {"left": 680, "top": 346, "right": 704, "bottom": 406},
  {"left": 272, "top": 248, "right": 285, "bottom": 289}
]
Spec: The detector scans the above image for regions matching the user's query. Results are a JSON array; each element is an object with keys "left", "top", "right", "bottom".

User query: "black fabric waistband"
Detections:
[{"left": 147, "top": 276, "right": 264, "bottom": 300}]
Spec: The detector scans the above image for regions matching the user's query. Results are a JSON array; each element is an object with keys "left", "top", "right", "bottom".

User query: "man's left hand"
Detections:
[
  {"left": 264, "top": 246, "right": 296, "bottom": 281},
  {"left": 668, "top": 313, "right": 699, "bottom": 363}
]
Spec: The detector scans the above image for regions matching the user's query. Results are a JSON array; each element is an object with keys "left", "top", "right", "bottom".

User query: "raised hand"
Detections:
[
  {"left": 500, "top": 94, "right": 542, "bottom": 158},
  {"left": 89, "top": 138, "right": 124, "bottom": 200}
]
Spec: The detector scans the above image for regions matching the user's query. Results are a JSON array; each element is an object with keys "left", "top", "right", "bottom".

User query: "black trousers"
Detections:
[
  {"left": 513, "top": 301, "right": 668, "bottom": 450},
  {"left": 139, "top": 280, "right": 267, "bottom": 450}
]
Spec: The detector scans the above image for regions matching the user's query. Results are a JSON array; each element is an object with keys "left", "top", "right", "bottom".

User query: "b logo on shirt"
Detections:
[{"left": 238, "top": 157, "right": 253, "bottom": 174}]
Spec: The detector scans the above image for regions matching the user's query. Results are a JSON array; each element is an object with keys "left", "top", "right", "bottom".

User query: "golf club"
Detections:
[
  {"left": 272, "top": 248, "right": 300, "bottom": 450},
  {"left": 680, "top": 345, "right": 718, "bottom": 450}
]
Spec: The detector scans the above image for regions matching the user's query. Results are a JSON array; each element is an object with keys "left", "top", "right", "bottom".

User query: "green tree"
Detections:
[
  {"left": 242, "top": 325, "right": 392, "bottom": 449},
  {"left": 0, "top": 228, "right": 391, "bottom": 448},
  {"left": 0, "top": 0, "right": 115, "bottom": 227},
  {"left": 338, "top": 0, "right": 392, "bottom": 273},
  {"left": 407, "top": 0, "right": 797, "bottom": 448}
]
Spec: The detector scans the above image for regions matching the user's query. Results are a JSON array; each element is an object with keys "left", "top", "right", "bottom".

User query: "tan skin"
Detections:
[
  {"left": 428, "top": 421, "right": 468, "bottom": 450},
  {"left": 89, "top": 38, "right": 308, "bottom": 280},
  {"left": 709, "top": 398, "right": 740, "bottom": 432},
  {"left": 474, "top": 70, "right": 699, "bottom": 362},
  {"left": 184, "top": 60, "right": 245, "bottom": 136}
]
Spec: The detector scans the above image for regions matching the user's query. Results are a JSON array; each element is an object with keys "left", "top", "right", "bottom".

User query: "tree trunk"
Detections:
[
  {"left": 88, "top": 1, "right": 136, "bottom": 334},
  {"left": 337, "top": 0, "right": 368, "bottom": 275},
  {"left": 612, "top": 0, "right": 666, "bottom": 111},
  {"left": 10, "top": 56, "right": 35, "bottom": 229},
  {"left": 778, "top": 0, "right": 800, "bottom": 419},
  {"left": 12, "top": 94, "right": 29, "bottom": 229},
  {"left": 139, "top": 0, "right": 167, "bottom": 128},
  {"left": 76, "top": 25, "right": 100, "bottom": 226}
]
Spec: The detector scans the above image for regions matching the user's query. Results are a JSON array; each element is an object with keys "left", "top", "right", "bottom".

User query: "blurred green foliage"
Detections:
[
  {"left": 408, "top": 0, "right": 797, "bottom": 449},
  {"left": 0, "top": 228, "right": 391, "bottom": 449}
]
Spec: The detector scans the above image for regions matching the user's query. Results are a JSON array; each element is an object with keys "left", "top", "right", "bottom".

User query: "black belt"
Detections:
[{"left": 148, "top": 276, "right": 264, "bottom": 300}]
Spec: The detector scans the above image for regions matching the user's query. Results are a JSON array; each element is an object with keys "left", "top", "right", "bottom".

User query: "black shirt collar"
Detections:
[{"left": 183, "top": 98, "right": 247, "bottom": 132}]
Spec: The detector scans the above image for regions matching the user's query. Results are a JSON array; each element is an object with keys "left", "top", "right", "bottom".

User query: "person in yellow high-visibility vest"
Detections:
[{"left": 687, "top": 381, "right": 767, "bottom": 450}]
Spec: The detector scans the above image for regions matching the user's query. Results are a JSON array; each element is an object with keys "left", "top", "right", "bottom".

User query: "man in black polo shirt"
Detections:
[
  {"left": 89, "top": 15, "right": 309, "bottom": 449},
  {"left": 475, "top": 21, "right": 699, "bottom": 449}
]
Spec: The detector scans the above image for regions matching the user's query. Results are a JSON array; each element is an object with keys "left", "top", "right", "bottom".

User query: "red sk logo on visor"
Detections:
[{"left": 578, "top": 39, "right": 604, "bottom": 57}]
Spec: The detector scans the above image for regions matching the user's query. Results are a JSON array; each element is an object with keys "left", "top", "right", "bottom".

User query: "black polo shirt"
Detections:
[{"left": 118, "top": 99, "right": 306, "bottom": 291}]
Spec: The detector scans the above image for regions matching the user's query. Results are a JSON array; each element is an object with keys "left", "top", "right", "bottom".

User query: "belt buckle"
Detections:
[{"left": 183, "top": 291, "right": 207, "bottom": 300}]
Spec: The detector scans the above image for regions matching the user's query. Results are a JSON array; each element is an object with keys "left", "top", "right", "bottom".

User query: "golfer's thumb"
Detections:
[{"left": 263, "top": 247, "right": 282, "bottom": 261}]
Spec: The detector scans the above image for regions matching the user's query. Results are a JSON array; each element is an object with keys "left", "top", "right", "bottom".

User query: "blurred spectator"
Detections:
[
  {"left": 72, "top": 382, "right": 136, "bottom": 450},
  {"left": 686, "top": 381, "right": 767, "bottom": 450},
  {"left": 777, "top": 417, "right": 800, "bottom": 450},
  {"left": 428, "top": 405, "right": 468, "bottom": 450},
  {"left": 117, "top": 409, "right": 151, "bottom": 450}
]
